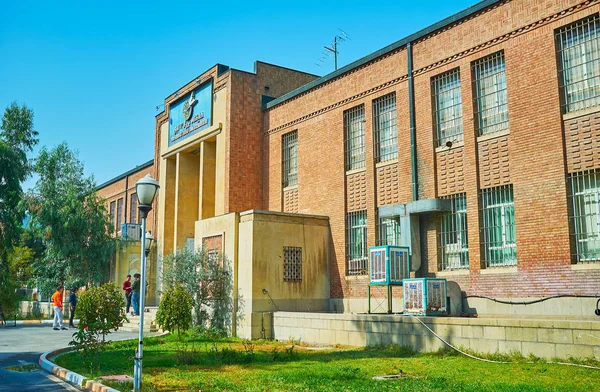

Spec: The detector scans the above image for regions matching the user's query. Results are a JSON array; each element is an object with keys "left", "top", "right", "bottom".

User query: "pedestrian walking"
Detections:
[
  {"left": 123, "top": 274, "right": 132, "bottom": 314},
  {"left": 131, "top": 273, "right": 141, "bottom": 316},
  {"left": 68, "top": 287, "right": 78, "bottom": 328},
  {"left": 51, "top": 286, "right": 68, "bottom": 330}
]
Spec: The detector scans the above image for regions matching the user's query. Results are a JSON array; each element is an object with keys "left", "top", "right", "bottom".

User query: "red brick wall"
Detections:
[{"left": 263, "top": 0, "right": 600, "bottom": 300}]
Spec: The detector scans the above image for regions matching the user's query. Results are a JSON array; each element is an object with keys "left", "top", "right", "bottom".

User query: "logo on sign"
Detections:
[
  {"left": 182, "top": 91, "right": 198, "bottom": 121},
  {"left": 433, "top": 283, "right": 440, "bottom": 289},
  {"left": 409, "top": 284, "right": 417, "bottom": 289}
]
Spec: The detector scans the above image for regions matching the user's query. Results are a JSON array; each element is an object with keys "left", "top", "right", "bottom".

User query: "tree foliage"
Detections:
[
  {"left": 0, "top": 102, "right": 38, "bottom": 312},
  {"left": 161, "top": 247, "right": 233, "bottom": 333},
  {"left": 26, "top": 143, "right": 115, "bottom": 294},
  {"left": 156, "top": 285, "right": 193, "bottom": 340}
]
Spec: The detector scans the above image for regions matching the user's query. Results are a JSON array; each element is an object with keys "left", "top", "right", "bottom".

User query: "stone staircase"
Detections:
[{"left": 119, "top": 307, "right": 159, "bottom": 333}]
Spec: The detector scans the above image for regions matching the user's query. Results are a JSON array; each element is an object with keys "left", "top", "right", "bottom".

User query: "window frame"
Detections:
[
  {"left": 570, "top": 170, "right": 600, "bottom": 263},
  {"left": 282, "top": 130, "right": 298, "bottom": 188},
  {"left": 472, "top": 51, "right": 509, "bottom": 136},
  {"left": 432, "top": 68, "right": 464, "bottom": 146},
  {"left": 283, "top": 246, "right": 302, "bottom": 282},
  {"left": 344, "top": 105, "right": 366, "bottom": 171},
  {"left": 481, "top": 185, "right": 517, "bottom": 267},
  {"left": 372, "top": 93, "right": 398, "bottom": 163},
  {"left": 376, "top": 213, "right": 401, "bottom": 246},
  {"left": 130, "top": 193, "right": 137, "bottom": 224},
  {"left": 440, "top": 193, "right": 469, "bottom": 270},
  {"left": 346, "top": 210, "right": 368, "bottom": 275}
]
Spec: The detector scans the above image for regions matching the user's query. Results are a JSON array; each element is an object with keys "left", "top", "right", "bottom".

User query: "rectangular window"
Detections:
[
  {"left": 346, "top": 210, "right": 368, "bottom": 275},
  {"left": 433, "top": 68, "right": 463, "bottom": 146},
  {"left": 373, "top": 93, "right": 398, "bottom": 162},
  {"left": 116, "top": 198, "right": 123, "bottom": 232},
  {"left": 440, "top": 194, "right": 469, "bottom": 270},
  {"left": 130, "top": 193, "right": 137, "bottom": 224},
  {"left": 556, "top": 15, "right": 600, "bottom": 113},
  {"left": 569, "top": 170, "right": 600, "bottom": 262},
  {"left": 481, "top": 185, "right": 516, "bottom": 267},
  {"left": 283, "top": 246, "right": 302, "bottom": 282},
  {"left": 473, "top": 51, "right": 509, "bottom": 135},
  {"left": 377, "top": 213, "right": 401, "bottom": 246},
  {"left": 282, "top": 131, "right": 298, "bottom": 188},
  {"left": 109, "top": 201, "right": 116, "bottom": 231},
  {"left": 344, "top": 105, "right": 365, "bottom": 171}
]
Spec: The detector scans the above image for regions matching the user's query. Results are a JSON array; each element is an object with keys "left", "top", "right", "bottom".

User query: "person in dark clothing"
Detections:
[
  {"left": 68, "top": 287, "right": 78, "bottom": 328},
  {"left": 122, "top": 274, "right": 132, "bottom": 315},
  {"left": 131, "top": 273, "right": 141, "bottom": 316}
]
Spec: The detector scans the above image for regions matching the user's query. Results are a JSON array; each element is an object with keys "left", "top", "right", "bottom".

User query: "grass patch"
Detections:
[
  {"left": 54, "top": 331, "right": 600, "bottom": 392},
  {"left": 4, "top": 363, "right": 39, "bottom": 372}
]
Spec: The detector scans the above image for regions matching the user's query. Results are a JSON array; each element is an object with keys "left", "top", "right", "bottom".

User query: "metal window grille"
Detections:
[
  {"left": 473, "top": 51, "right": 509, "bottom": 135},
  {"left": 556, "top": 15, "right": 600, "bottom": 113},
  {"left": 433, "top": 68, "right": 463, "bottom": 146},
  {"left": 208, "top": 250, "right": 219, "bottom": 265},
  {"left": 568, "top": 170, "right": 600, "bottom": 263},
  {"left": 376, "top": 213, "right": 401, "bottom": 246},
  {"left": 481, "top": 185, "right": 517, "bottom": 267},
  {"left": 116, "top": 198, "right": 123, "bottom": 231},
  {"left": 440, "top": 193, "right": 469, "bottom": 270},
  {"left": 282, "top": 130, "right": 298, "bottom": 187},
  {"left": 373, "top": 93, "right": 398, "bottom": 162},
  {"left": 344, "top": 105, "right": 366, "bottom": 170},
  {"left": 283, "top": 246, "right": 302, "bottom": 282},
  {"left": 109, "top": 201, "right": 116, "bottom": 231},
  {"left": 130, "top": 193, "right": 137, "bottom": 224},
  {"left": 346, "top": 210, "right": 368, "bottom": 275}
]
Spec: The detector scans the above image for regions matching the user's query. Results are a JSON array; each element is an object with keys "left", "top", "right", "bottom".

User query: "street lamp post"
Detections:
[{"left": 133, "top": 174, "right": 159, "bottom": 392}]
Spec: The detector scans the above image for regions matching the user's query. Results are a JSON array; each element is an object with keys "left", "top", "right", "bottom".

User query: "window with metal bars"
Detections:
[
  {"left": 130, "top": 193, "right": 137, "bottom": 224},
  {"left": 373, "top": 94, "right": 398, "bottom": 162},
  {"left": 282, "top": 131, "right": 298, "bottom": 188},
  {"left": 432, "top": 68, "right": 463, "bottom": 146},
  {"left": 569, "top": 170, "right": 600, "bottom": 263},
  {"left": 344, "top": 105, "right": 365, "bottom": 170},
  {"left": 481, "top": 185, "right": 516, "bottom": 267},
  {"left": 376, "top": 213, "right": 401, "bottom": 246},
  {"left": 116, "top": 198, "right": 123, "bottom": 231},
  {"left": 346, "top": 210, "right": 368, "bottom": 275},
  {"left": 109, "top": 201, "right": 116, "bottom": 232},
  {"left": 473, "top": 51, "right": 509, "bottom": 135},
  {"left": 283, "top": 246, "right": 302, "bottom": 282},
  {"left": 556, "top": 15, "right": 600, "bottom": 113},
  {"left": 440, "top": 194, "right": 469, "bottom": 270}
]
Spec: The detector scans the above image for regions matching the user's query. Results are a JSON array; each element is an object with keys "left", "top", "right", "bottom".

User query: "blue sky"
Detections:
[{"left": 1, "top": 0, "right": 478, "bottom": 188}]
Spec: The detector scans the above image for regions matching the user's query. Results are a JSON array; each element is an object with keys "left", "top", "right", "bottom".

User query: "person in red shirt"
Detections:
[
  {"left": 51, "top": 285, "right": 67, "bottom": 330},
  {"left": 123, "top": 275, "right": 132, "bottom": 315}
]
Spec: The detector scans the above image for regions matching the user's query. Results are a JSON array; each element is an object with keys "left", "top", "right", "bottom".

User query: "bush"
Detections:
[
  {"left": 161, "top": 247, "right": 233, "bottom": 333},
  {"left": 69, "top": 282, "right": 126, "bottom": 373},
  {"left": 156, "top": 285, "right": 193, "bottom": 340}
]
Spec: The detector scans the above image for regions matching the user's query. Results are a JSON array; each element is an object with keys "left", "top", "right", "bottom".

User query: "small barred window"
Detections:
[{"left": 283, "top": 247, "right": 302, "bottom": 282}]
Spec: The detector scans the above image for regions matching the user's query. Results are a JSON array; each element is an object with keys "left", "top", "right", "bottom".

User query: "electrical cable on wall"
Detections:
[{"left": 403, "top": 314, "right": 600, "bottom": 370}]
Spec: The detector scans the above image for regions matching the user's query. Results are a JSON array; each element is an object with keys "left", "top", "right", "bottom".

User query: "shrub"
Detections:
[
  {"left": 156, "top": 285, "right": 193, "bottom": 341},
  {"left": 161, "top": 247, "right": 233, "bottom": 333},
  {"left": 69, "top": 282, "right": 126, "bottom": 373}
]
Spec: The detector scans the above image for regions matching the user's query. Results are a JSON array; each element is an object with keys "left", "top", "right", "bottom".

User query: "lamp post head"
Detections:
[{"left": 136, "top": 174, "right": 160, "bottom": 206}]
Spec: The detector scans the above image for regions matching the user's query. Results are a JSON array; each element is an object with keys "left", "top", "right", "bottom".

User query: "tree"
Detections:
[
  {"left": 156, "top": 285, "right": 193, "bottom": 340},
  {"left": 161, "top": 247, "right": 233, "bottom": 332},
  {"left": 0, "top": 102, "right": 38, "bottom": 313},
  {"left": 26, "top": 143, "right": 115, "bottom": 293}
]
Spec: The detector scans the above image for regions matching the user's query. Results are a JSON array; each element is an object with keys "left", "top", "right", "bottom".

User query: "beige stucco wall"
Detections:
[{"left": 237, "top": 210, "right": 330, "bottom": 339}]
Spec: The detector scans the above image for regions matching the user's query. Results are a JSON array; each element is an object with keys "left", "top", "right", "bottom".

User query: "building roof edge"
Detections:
[{"left": 95, "top": 159, "right": 155, "bottom": 191}]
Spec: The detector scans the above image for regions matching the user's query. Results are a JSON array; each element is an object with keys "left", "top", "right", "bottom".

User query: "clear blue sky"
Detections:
[{"left": 1, "top": 0, "right": 478, "bottom": 188}]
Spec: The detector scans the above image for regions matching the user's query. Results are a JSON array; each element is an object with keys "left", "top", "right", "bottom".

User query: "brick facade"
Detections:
[{"left": 263, "top": 0, "right": 600, "bottom": 301}]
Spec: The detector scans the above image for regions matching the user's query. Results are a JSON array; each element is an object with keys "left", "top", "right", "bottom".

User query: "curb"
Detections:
[
  {"left": 1, "top": 319, "right": 80, "bottom": 325},
  {"left": 39, "top": 331, "right": 169, "bottom": 392}
]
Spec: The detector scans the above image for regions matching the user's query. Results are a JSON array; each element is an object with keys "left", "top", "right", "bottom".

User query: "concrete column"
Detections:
[
  {"left": 199, "top": 140, "right": 217, "bottom": 220},
  {"left": 174, "top": 151, "right": 200, "bottom": 250}
]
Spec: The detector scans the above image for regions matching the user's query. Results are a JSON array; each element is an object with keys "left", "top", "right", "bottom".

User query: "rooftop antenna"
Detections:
[{"left": 316, "top": 30, "right": 350, "bottom": 71}]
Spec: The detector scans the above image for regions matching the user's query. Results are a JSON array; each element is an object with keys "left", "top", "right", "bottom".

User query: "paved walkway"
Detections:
[{"left": 0, "top": 324, "right": 142, "bottom": 391}]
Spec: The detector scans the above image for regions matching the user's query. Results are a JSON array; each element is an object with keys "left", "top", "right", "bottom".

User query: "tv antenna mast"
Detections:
[{"left": 316, "top": 30, "right": 350, "bottom": 71}]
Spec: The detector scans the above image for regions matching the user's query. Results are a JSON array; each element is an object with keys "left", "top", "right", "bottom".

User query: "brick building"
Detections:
[{"left": 262, "top": 0, "right": 600, "bottom": 316}]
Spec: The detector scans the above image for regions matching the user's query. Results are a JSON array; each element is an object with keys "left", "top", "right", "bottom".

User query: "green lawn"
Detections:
[{"left": 54, "top": 331, "right": 600, "bottom": 392}]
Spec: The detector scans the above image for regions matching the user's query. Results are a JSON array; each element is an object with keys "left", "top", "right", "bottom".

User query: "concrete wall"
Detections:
[
  {"left": 237, "top": 210, "right": 330, "bottom": 338},
  {"left": 273, "top": 312, "right": 600, "bottom": 360}
]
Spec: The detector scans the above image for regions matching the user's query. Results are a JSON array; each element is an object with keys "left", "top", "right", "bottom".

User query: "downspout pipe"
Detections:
[{"left": 407, "top": 42, "right": 418, "bottom": 202}]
